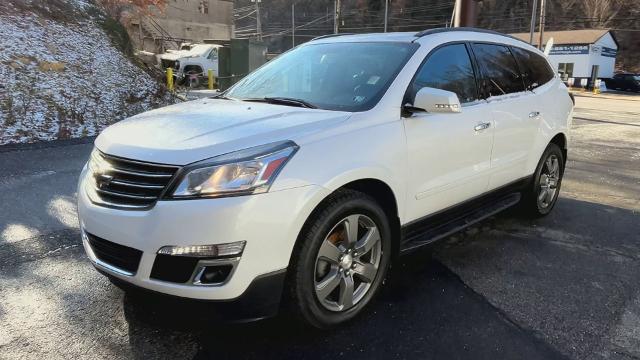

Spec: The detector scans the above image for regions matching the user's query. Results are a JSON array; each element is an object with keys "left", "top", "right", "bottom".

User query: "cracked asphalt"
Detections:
[{"left": 0, "top": 92, "right": 638, "bottom": 359}]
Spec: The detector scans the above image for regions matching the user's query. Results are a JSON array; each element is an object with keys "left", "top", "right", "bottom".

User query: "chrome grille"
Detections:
[{"left": 87, "top": 150, "right": 180, "bottom": 210}]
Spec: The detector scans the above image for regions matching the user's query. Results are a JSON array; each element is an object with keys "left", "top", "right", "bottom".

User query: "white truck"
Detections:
[{"left": 169, "top": 44, "right": 221, "bottom": 87}]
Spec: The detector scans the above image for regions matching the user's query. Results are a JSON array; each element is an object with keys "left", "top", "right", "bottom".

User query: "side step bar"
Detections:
[{"left": 400, "top": 192, "right": 522, "bottom": 253}]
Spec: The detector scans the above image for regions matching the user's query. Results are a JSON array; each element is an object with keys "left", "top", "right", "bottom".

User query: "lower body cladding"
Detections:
[{"left": 77, "top": 173, "right": 330, "bottom": 321}]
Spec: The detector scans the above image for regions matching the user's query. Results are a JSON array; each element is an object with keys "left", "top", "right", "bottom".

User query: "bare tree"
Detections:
[{"left": 580, "top": 0, "right": 628, "bottom": 28}]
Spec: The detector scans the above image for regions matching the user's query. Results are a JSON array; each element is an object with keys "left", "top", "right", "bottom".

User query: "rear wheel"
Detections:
[
  {"left": 288, "top": 189, "right": 391, "bottom": 328},
  {"left": 520, "top": 143, "right": 564, "bottom": 217}
]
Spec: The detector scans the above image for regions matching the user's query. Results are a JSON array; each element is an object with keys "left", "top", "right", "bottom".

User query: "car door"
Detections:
[
  {"left": 205, "top": 47, "right": 219, "bottom": 75},
  {"left": 470, "top": 43, "right": 538, "bottom": 190},
  {"left": 403, "top": 43, "right": 495, "bottom": 221}
]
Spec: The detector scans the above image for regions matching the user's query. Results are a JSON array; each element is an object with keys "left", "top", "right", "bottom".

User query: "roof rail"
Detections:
[
  {"left": 414, "top": 27, "right": 527, "bottom": 44},
  {"left": 311, "top": 33, "right": 355, "bottom": 41}
]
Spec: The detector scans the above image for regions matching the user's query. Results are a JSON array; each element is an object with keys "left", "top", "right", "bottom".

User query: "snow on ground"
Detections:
[{"left": 0, "top": 2, "right": 173, "bottom": 145}]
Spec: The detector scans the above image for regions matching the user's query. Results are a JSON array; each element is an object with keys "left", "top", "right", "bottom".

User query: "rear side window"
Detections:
[
  {"left": 511, "top": 47, "right": 554, "bottom": 89},
  {"left": 471, "top": 43, "right": 524, "bottom": 97},
  {"left": 407, "top": 43, "right": 478, "bottom": 104}
]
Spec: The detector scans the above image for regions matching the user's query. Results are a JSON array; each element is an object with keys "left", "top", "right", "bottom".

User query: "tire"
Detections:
[
  {"left": 185, "top": 71, "right": 201, "bottom": 88},
  {"left": 520, "top": 143, "right": 565, "bottom": 217},
  {"left": 287, "top": 189, "right": 392, "bottom": 328}
]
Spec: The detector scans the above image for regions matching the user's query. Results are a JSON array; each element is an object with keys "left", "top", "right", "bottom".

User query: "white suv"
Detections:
[{"left": 78, "top": 28, "right": 572, "bottom": 327}]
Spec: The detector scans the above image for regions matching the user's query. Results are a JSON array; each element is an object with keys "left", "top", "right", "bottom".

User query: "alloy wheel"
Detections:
[
  {"left": 538, "top": 154, "right": 560, "bottom": 209},
  {"left": 313, "top": 214, "right": 382, "bottom": 312}
]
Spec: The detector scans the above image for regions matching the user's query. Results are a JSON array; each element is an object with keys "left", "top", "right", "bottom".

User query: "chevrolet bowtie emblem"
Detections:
[{"left": 95, "top": 173, "right": 114, "bottom": 188}]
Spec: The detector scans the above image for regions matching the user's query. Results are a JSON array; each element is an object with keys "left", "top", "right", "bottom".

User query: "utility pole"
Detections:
[
  {"left": 453, "top": 0, "right": 477, "bottom": 27},
  {"left": 292, "top": 3, "right": 295, "bottom": 47},
  {"left": 528, "top": 0, "right": 538, "bottom": 45},
  {"left": 538, "top": 0, "right": 546, "bottom": 50},
  {"left": 252, "top": 0, "right": 262, "bottom": 40},
  {"left": 384, "top": 0, "right": 389, "bottom": 32},
  {"left": 334, "top": 0, "right": 340, "bottom": 34},
  {"left": 449, "top": 1, "right": 456, "bottom": 27}
]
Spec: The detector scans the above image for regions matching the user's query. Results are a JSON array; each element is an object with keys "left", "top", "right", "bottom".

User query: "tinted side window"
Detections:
[
  {"left": 511, "top": 47, "right": 554, "bottom": 89},
  {"left": 472, "top": 43, "right": 524, "bottom": 96},
  {"left": 408, "top": 44, "right": 478, "bottom": 104}
]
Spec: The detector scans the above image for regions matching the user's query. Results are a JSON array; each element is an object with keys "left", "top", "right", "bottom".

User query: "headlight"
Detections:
[{"left": 169, "top": 141, "right": 298, "bottom": 199}]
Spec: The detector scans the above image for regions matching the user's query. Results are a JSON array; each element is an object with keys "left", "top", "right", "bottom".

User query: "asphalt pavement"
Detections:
[{"left": 0, "top": 92, "right": 638, "bottom": 359}]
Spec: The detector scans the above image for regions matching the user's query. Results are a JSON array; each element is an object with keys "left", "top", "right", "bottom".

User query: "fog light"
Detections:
[
  {"left": 200, "top": 265, "right": 233, "bottom": 284},
  {"left": 157, "top": 241, "right": 246, "bottom": 258}
]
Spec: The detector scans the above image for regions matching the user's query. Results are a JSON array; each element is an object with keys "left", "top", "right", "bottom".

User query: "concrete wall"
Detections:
[{"left": 154, "top": 0, "right": 233, "bottom": 42}]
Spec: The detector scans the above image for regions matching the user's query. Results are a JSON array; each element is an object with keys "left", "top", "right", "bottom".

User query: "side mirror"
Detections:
[{"left": 406, "top": 87, "right": 462, "bottom": 114}]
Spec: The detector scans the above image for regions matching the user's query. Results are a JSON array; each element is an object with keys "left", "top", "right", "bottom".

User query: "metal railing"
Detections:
[{"left": 140, "top": 16, "right": 188, "bottom": 50}]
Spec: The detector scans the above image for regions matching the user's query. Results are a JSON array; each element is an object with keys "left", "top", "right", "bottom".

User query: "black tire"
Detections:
[
  {"left": 287, "top": 189, "right": 392, "bottom": 328},
  {"left": 520, "top": 143, "right": 565, "bottom": 217}
]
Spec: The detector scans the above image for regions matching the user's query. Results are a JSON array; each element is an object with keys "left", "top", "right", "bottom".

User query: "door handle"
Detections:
[
  {"left": 529, "top": 111, "right": 541, "bottom": 118},
  {"left": 474, "top": 122, "right": 491, "bottom": 131}
]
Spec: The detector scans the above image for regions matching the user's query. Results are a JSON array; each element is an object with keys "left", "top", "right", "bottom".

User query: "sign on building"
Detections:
[
  {"left": 547, "top": 44, "right": 590, "bottom": 55},
  {"left": 601, "top": 47, "right": 617, "bottom": 58}
]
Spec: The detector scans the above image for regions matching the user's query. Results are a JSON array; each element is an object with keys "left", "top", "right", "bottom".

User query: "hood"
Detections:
[
  {"left": 95, "top": 99, "right": 351, "bottom": 165},
  {"left": 159, "top": 52, "right": 184, "bottom": 61}
]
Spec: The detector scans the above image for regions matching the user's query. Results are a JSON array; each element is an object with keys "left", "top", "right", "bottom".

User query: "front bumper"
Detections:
[
  {"left": 78, "top": 165, "right": 330, "bottom": 304},
  {"left": 103, "top": 267, "right": 287, "bottom": 322}
]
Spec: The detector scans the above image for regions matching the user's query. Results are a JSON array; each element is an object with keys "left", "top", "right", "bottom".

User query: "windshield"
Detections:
[
  {"left": 634, "top": 76, "right": 640, "bottom": 81},
  {"left": 226, "top": 42, "right": 418, "bottom": 111},
  {"left": 188, "top": 45, "right": 214, "bottom": 57}
]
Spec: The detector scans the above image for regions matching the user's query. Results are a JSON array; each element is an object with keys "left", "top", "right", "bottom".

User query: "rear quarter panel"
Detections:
[{"left": 525, "top": 77, "right": 573, "bottom": 174}]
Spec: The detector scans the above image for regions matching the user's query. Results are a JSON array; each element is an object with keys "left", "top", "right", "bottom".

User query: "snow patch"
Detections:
[{"left": 0, "top": 6, "right": 174, "bottom": 145}]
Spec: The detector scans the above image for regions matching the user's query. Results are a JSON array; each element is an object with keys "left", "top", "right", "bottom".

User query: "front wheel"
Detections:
[
  {"left": 288, "top": 189, "right": 392, "bottom": 328},
  {"left": 520, "top": 143, "right": 565, "bottom": 217}
]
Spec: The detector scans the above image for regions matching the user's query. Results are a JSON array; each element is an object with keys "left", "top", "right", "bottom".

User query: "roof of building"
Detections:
[{"left": 510, "top": 29, "right": 617, "bottom": 47}]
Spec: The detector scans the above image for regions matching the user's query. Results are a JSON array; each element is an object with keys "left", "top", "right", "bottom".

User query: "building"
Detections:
[
  {"left": 131, "top": 0, "right": 234, "bottom": 53},
  {"left": 510, "top": 29, "right": 618, "bottom": 83}
]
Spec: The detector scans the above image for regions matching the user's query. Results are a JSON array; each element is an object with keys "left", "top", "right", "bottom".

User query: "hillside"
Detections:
[
  {"left": 0, "top": 0, "right": 173, "bottom": 145},
  {"left": 236, "top": 0, "right": 639, "bottom": 72}
]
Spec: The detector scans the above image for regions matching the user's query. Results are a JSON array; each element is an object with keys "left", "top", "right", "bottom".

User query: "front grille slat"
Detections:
[
  {"left": 108, "top": 167, "right": 175, "bottom": 178},
  {"left": 87, "top": 233, "right": 143, "bottom": 274},
  {"left": 87, "top": 150, "right": 180, "bottom": 210},
  {"left": 96, "top": 188, "right": 158, "bottom": 200},
  {"left": 109, "top": 179, "right": 165, "bottom": 189}
]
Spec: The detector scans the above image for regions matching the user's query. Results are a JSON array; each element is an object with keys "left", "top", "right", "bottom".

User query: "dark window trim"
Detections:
[
  {"left": 468, "top": 41, "right": 528, "bottom": 98},
  {"left": 509, "top": 45, "right": 555, "bottom": 90},
  {"left": 402, "top": 40, "right": 482, "bottom": 107}
]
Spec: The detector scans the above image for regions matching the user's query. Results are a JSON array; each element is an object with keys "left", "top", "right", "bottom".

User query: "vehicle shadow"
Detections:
[
  {"left": 431, "top": 196, "right": 640, "bottom": 360},
  {"left": 118, "top": 195, "right": 640, "bottom": 360},
  {"left": 121, "top": 246, "right": 566, "bottom": 360}
]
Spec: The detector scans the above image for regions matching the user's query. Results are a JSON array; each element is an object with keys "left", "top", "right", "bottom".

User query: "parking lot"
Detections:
[{"left": 0, "top": 92, "right": 638, "bottom": 359}]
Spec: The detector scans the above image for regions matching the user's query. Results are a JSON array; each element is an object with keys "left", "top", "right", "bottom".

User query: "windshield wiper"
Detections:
[
  {"left": 243, "top": 97, "right": 317, "bottom": 109},
  {"left": 210, "top": 92, "right": 232, "bottom": 100}
]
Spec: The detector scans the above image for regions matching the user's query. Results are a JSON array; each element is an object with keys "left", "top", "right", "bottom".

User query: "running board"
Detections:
[{"left": 400, "top": 192, "right": 521, "bottom": 253}]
